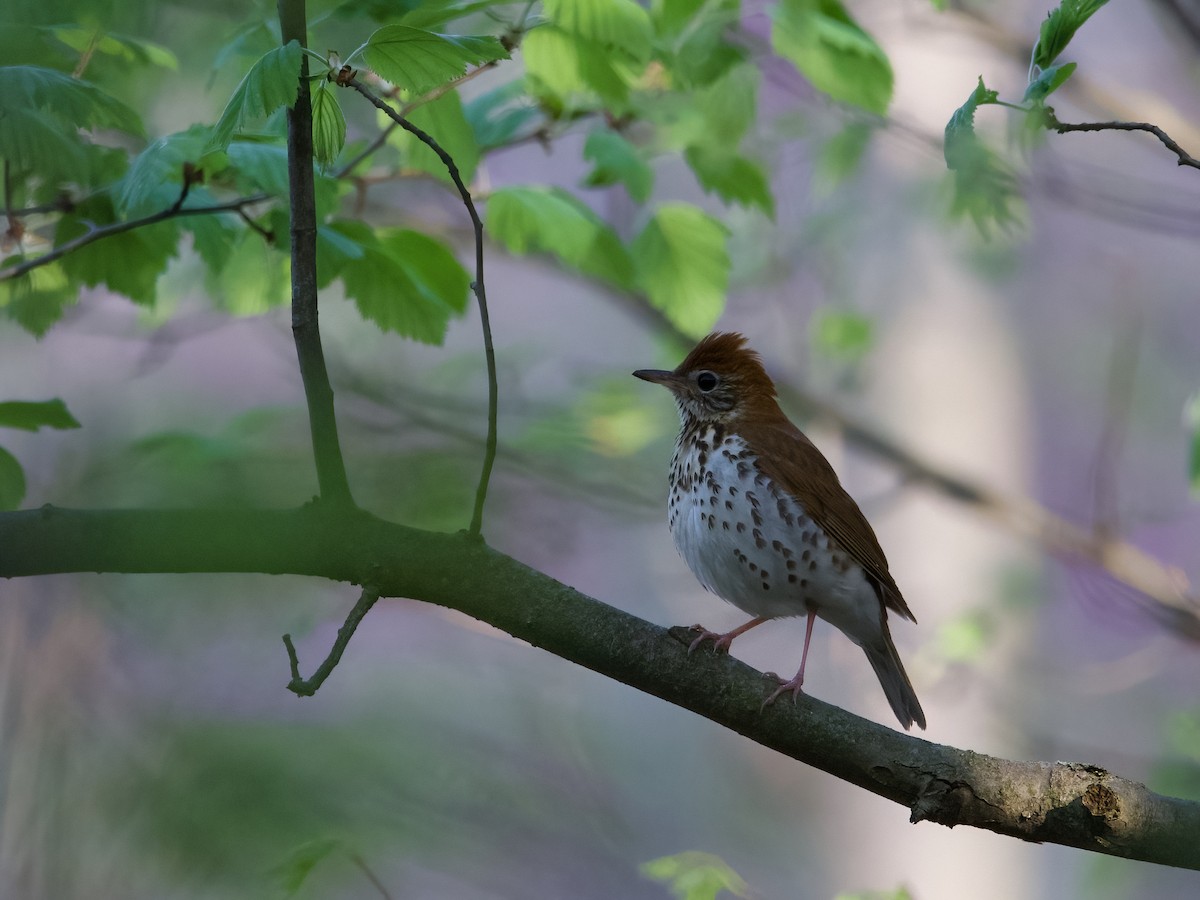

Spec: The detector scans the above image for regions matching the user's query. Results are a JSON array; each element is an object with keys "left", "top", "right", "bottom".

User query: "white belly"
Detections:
[{"left": 668, "top": 431, "right": 876, "bottom": 636}]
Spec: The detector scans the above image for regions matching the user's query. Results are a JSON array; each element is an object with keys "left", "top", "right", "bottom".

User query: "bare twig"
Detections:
[
  {"left": 347, "top": 77, "right": 498, "bottom": 539},
  {"left": 0, "top": 192, "right": 270, "bottom": 282},
  {"left": 279, "top": 0, "right": 354, "bottom": 507},
  {"left": 283, "top": 584, "right": 381, "bottom": 696},
  {"left": 333, "top": 64, "right": 497, "bottom": 179},
  {"left": 1048, "top": 114, "right": 1200, "bottom": 170}
]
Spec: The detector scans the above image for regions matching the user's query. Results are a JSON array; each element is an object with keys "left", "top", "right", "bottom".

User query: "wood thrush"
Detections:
[{"left": 634, "top": 332, "right": 926, "bottom": 730}]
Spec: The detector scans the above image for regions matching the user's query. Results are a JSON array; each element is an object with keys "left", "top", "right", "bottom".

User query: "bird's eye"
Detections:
[{"left": 696, "top": 371, "right": 719, "bottom": 392}]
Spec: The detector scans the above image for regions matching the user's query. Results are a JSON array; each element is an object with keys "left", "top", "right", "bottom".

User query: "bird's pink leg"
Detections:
[
  {"left": 688, "top": 616, "right": 768, "bottom": 654},
  {"left": 763, "top": 610, "right": 817, "bottom": 706}
]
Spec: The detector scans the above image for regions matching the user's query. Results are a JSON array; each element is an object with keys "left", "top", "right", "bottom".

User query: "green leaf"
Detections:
[
  {"left": 487, "top": 186, "right": 634, "bottom": 288},
  {"left": 0, "top": 399, "right": 81, "bottom": 431},
  {"left": 582, "top": 130, "right": 653, "bottom": 202},
  {"left": 0, "top": 107, "right": 89, "bottom": 183},
  {"left": 223, "top": 142, "right": 339, "bottom": 214},
  {"left": 770, "top": 0, "right": 893, "bottom": 115},
  {"left": 1034, "top": 0, "right": 1109, "bottom": 70},
  {"left": 656, "top": 0, "right": 745, "bottom": 87},
  {"left": 271, "top": 837, "right": 344, "bottom": 898},
  {"left": 389, "top": 88, "right": 479, "bottom": 185},
  {"left": 310, "top": 81, "right": 346, "bottom": 169},
  {"left": 683, "top": 146, "right": 773, "bottom": 215},
  {"left": 543, "top": 0, "right": 653, "bottom": 62},
  {"left": 0, "top": 66, "right": 142, "bottom": 182},
  {"left": 0, "top": 261, "right": 77, "bottom": 337},
  {"left": 463, "top": 79, "right": 540, "bottom": 149},
  {"left": 315, "top": 223, "right": 367, "bottom": 288},
  {"left": 641, "top": 851, "right": 750, "bottom": 900},
  {"left": 943, "top": 77, "right": 1020, "bottom": 232},
  {"left": 362, "top": 26, "right": 508, "bottom": 94},
  {"left": 118, "top": 125, "right": 225, "bottom": 217},
  {"left": 46, "top": 27, "right": 179, "bottom": 70},
  {"left": 944, "top": 77, "right": 999, "bottom": 171},
  {"left": 0, "top": 65, "right": 143, "bottom": 133},
  {"left": 0, "top": 447, "right": 25, "bottom": 510},
  {"left": 334, "top": 222, "right": 469, "bottom": 343},
  {"left": 522, "top": 25, "right": 632, "bottom": 110},
  {"left": 56, "top": 197, "right": 179, "bottom": 305},
  {"left": 631, "top": 204, "right": 729, "bottom": 338},
  {"left": 209, "top": 231, "right": 290, "bottom": 314},
  {"left": 186, "top": 206, "right": 243, "bottom": 275},
  {"left": 207, "top": 40, "right": 303, "bottom": 152},
  {"left": 1023, "top": 61, "right": 1076, "bottom": 104}
]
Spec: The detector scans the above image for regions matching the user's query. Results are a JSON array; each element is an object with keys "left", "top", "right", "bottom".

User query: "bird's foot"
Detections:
[
  {"left": 761, "top": 672, "right": 805, "bottom": 710},
  {"left": 686, "top": 624, "right": 735, "bottom": 655}
]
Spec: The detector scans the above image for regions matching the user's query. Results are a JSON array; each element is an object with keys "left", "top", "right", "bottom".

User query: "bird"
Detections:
[{"left": 633, "top": 332, "right": 926, "bottom": 730}]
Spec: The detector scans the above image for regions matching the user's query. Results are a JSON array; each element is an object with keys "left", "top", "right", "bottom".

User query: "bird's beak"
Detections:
[{"left": 632, "top": 368, "right": 678, "bottom": 386}]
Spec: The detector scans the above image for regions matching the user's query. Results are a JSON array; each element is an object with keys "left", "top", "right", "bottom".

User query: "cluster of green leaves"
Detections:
[
  {"left": 2, "top": 0, "right": 898, "bottom": 344},
  {"left": 0, "top": 0, "right": 900, "bottom": 498},
  {"left": 943, "top": 0, "right": 1109, "bottom": 231}
]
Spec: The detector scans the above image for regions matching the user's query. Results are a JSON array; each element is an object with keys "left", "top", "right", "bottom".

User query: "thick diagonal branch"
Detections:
[{"left": 1, "top": 504, "right": 1196, "bottom": 871}]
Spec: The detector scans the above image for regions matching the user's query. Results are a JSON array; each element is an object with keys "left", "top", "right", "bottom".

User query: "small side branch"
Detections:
[
  {"left": 283, "top": 584, "right": 381, "bottom": 696},
  {"left": 347, "top": 77, "right": 499, "bottom": 540},
  {"left": 1048, "top": 114, "right": 1200, "bottom": 170},
  {"left": 0, "top": 193, "right": 270, "bottom": 282}
]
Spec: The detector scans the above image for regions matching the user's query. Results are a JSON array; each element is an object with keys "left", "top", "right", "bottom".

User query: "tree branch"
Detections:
[
  {"left": 1048, "top": 114, "right": 1200, "bottom": 170},
  {"left": 1, "top": 504, "right": 1196, "bottom": 870},
  {"left": 283, "top": 583, "right": 380, "bottom": 695},
  {"left": 346, "top": 77, "right": 498, "bottom": 539},
  {"left": 278, "top": 0, "right": 353, "bottom": 507},
  {"left": 0, "top": 193, "right": 270, "bottom": 282},
  {"left": 333, "top": 65, "right": 497, "bottom": 180}
]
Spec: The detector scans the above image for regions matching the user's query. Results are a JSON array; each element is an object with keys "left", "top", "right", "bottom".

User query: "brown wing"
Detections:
[{"left": 745, "top": 419, "right": 917, "bottom": 623}]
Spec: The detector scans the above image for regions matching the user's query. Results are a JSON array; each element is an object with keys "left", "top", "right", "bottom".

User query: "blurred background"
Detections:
[{"left": 2, "top": 0, "right": 1200, "bottom": 897}]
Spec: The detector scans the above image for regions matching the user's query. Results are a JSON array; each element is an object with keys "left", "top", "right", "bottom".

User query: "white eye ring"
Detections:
[{"left": 697, "top": 371, "right": 719, "bottom": 392}]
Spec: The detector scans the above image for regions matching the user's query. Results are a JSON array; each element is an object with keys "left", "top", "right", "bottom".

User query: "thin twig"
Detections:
[
  {"left": 333, "top": 65, "right": 497, "bottom": 179},
  {"left": 347, "top": 77, "right": 498, "bottom": 540},
  {"left": 0, "top": 192, "right": 271, "bottom": 282},
  {"left": 1048, "top": 114, "right": 1200, "bottom": 170},
  {"left": 282, "top": 584, "right": 381, "bottom": 696}
]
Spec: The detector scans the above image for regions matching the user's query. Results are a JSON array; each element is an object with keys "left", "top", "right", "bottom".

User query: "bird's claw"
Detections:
[
  {"left": 760, "top": 674, "right": 805, "bottom": 711},
  {"left": 686, "top": 624, "right": 732, "bottom": 655}
]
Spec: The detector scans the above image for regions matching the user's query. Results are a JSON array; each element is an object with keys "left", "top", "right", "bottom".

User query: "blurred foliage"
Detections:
[
  {"left": 1186, "top": 392, "right": 1200, "bottom": 497},
  {"left": 834, "top": 889, "right": 914, "bottom": 900},
  {"left": 1154, "top": 710, "right": 1200, "bottom": 801},
  {"left": 0, "top": 398, "right": 81, "bottom": 508},
  {"left": 940, "top": 0, "right": 1112, "bottom": 232},
  {"left": 640, "top": 851, "right": 750, "bottom": 900}
]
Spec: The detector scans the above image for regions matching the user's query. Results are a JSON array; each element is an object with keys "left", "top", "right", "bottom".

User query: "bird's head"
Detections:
[{"left": 633, "top": 332, "right": 779, "bottom": 426}]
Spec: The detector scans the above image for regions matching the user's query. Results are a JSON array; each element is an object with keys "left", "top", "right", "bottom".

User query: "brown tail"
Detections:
[{"left": 863, "top": 631, "right": 926, "bottom": 731}]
